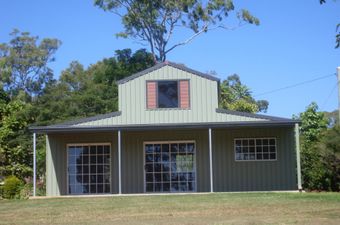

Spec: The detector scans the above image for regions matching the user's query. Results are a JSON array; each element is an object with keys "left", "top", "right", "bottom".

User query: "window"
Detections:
[
  {"left": 144, "top": 141, "right": 196, "bottom": 192},
  {"left": 146, "top": 80, "right": 190, "bottom": 109},
  {"left": 158, "top": 81, "right": 178, "bottom": 108},
  {"left": 67, "top": 144, "right": 111, "bottom": 194},
  {"left": 234, "top": 138, "right": 277, "bottom": 161}
]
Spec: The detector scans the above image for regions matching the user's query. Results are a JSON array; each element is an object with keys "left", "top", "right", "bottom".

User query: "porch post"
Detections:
[
  {"left": 118, "top": 130, "right": 122, "bottom": 194},
  {"left": 208, "top": 128, "right": 213, "bottom": 193},
  {"left": 33, "top": 133, "right": 36, "bottom": 197},
  {"left": 295, "top": 123, "right": 302, "bottom": 191}
]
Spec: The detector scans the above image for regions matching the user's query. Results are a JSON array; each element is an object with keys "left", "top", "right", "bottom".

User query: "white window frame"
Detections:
[
  {"left": 234, "top": 137, "right": 278, "bottom": 162},
  {"left": 66, "top": 143, "right": 112, "bottom": 195},
  {"left": 143, "top": 140, "right": 197, "bottom": 193}
]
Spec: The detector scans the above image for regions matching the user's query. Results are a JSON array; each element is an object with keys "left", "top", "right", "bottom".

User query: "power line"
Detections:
[
  {"left": 254, "top": 73, "right": 336, "bottom": 97},
  {"left": 321, "top": 83, "right": 338, "bottom": 110}
]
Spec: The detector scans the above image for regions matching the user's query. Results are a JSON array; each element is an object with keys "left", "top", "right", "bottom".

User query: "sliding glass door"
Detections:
[
  {"left": 144, "top": 141, "right": 196, "bottom": 192},
  {"left": 67, "top": 144, "right": 111, "bottom": 195}
]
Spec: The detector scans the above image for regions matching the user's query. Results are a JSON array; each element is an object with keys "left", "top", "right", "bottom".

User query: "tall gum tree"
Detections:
[
  {"left": 94, "top": 0, "right": 259, "bottom": 61},
  {"left": 0, "top": 29, "right": 61, "bottom": 99}
]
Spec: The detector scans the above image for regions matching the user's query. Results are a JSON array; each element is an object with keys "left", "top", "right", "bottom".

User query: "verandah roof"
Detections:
[{"left": 29, "top": 108, "right": 298, "bottom": 134}]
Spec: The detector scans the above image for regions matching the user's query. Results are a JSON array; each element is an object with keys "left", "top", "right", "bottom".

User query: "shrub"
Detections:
[
  {"left": 2, "top": 176, "right": 23, "bottom": 199},
  {"left": 37, "top": 178, "right": 46, "bottom": 196},
  {"left": 19, "top": 184, "right": 32, "bottom": 200}
]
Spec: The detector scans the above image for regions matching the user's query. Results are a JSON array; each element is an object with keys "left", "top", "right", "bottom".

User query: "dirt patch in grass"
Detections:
[{"left": 0, "top": 193, "right": 339, "bottom": 225}]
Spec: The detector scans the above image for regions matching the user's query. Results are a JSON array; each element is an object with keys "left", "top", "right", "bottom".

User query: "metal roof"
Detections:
[
  {"left": 116, "top": 61, "right": 220, "bottom": 85},
  {"left": 215, "top": 108, "right": 295, "bottom": 122},
  {"left": 54, "top": 111, "right": 122, "bottom": 126},
  {"left": 29, "top": 108, "right": 298, "bottom": 134}
]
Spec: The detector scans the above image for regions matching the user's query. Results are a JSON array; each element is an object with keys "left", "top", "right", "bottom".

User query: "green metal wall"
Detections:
[
  {"left": 212, "top": 127, "right": 297, "bottom": 191},
  {"left": 46, "top": 126, "right": 297, "bottom": 196}
]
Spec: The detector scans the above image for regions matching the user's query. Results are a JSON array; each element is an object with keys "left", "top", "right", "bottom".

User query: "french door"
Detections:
[
  {"left": 67, "top": 143, "right": 111, "bottom": 195},
  {"left": 144, "top": 141, "right": 196, "bottom": 192}
]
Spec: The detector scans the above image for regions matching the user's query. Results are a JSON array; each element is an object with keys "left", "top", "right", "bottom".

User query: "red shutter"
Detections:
[
  {"left": 146, "top": 81, "right": 157, "bottom": 109},
  {"left": 179, "top": 80, "right": 190, "bottom": 109}
]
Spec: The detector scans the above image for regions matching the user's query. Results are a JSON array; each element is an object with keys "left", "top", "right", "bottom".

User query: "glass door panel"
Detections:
[{"left": 144, "top": 142, "right": 196, "bottom": 193}]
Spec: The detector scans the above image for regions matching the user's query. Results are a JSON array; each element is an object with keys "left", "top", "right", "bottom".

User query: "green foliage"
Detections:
[
  {"left": 296, "top": 102, "right": 329, "bottom": 190},
  {"left": 0, "top": 29, "right": 61, "bottom": 98},
  {"left": 34, "top": 48, "right": 155, "bottom": 126},
  {"left": 36, "top": 178, "right": 46, "bottom": 196},
  {"left": 298, "top": 102, "right": 328, "bottom": 146},
  {"left": 2, "top": 176, "right": 23, "bottom": 199},
  {"left": 324, "top": 109, "right": 339, "bottom": 127},
  {"left": 317, "top": 126, "right": 340, "bottom": 191},
  {"left": 94, "top": 0, "right": 259, "bottom": 61},
  {"left": 18, "top": 183, "right": 32, "bottom": 200},
  {"left": 0, "top": 94, "right": 32, "bottom": 179},
  {"left": 219, "top": 74, "right": 268, "bottom": 113}
]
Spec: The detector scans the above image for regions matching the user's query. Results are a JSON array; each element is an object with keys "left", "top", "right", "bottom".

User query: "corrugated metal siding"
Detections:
[
  {"left": 46, "top": 132, "right": 119, "bottom": 196},
  {"left": 46, "top": 127, "right": 296, "bottom": 196},
  {"left": 212, "top": 127, "right": 297, "bottom": 191},
  {"left": 77, "top": 66, "right": 266, "bottom": 126}
]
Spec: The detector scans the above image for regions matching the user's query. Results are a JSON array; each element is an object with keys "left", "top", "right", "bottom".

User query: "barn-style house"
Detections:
[{"left": 30, "top": 62, "right": 302, "bottom": 196}]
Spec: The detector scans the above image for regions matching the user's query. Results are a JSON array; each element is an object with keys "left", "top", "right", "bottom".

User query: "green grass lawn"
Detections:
[{"left": 0, "top": 193, "right": 340, "bottom": 225}]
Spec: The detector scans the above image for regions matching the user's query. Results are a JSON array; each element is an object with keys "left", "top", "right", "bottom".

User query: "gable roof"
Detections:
[{"left": 116, "top": 61, "right": 220, "bottom": 85}]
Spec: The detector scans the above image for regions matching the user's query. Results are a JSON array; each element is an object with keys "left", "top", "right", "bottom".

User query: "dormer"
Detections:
[{"left": 116, "top": 61, "right": 220, "bottom": 118}]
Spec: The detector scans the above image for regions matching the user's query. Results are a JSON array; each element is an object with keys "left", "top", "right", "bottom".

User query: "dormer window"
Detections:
[
  {"left": 158, "top": 81, "right": 178, "bottom": 108},
  {"left": 146, "top": 80, "right": 190, "bottom": 109}
]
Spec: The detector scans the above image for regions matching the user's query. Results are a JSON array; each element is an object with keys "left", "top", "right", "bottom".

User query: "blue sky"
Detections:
[{"left": 1, "top": 0, "right": 339, "bottom": 118}]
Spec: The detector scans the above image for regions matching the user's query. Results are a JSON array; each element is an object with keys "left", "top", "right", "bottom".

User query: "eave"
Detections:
[{"left": 29, "top": 120, "right": 299, "bottom": 134}]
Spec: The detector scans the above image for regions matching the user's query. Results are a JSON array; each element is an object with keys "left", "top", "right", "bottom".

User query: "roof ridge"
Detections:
[{"left": 116, "top": 61, "right": 220, "bottom": 84}]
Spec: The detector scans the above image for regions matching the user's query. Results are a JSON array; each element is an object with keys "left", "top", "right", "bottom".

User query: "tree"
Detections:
[
  {"left": 296, "top": 102, "right": 329, "bottom": 190},
  {"left": 317, "top": 125, "right": 340, "bottom": 191},
  {"left": 219, "top": 74, "right": 268, "bottom": 113},
  {"left": 34, "top": 48, "right": 155, "bottom": 126},
  {"left": 94, "top": 0, "right": 259, "bottom": 61},
  {"left": 0, "top": 92, "right": 32, "bottom": 179},
  {"left": 324, "top": 109, "right": 339, "bottom": 127},
  {"left": 0, "top": 29, "right": 61, "bottom": 98},
  {"left": 299, "top": 102, "right": 329, "bottom": 146}
]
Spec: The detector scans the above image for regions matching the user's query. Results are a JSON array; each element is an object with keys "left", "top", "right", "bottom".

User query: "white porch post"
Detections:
[
  {"left": 118, "top": 130, "right": 122, "bottom": 194},
  {"left": 295, "top": 123, "right": 302, "bottom": 191},
  {"left": 33, "top": 133, "right": 36, "bottom": 197},
  {"left": 208, "top": 128, "right": 213, "bottom": 193}
]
